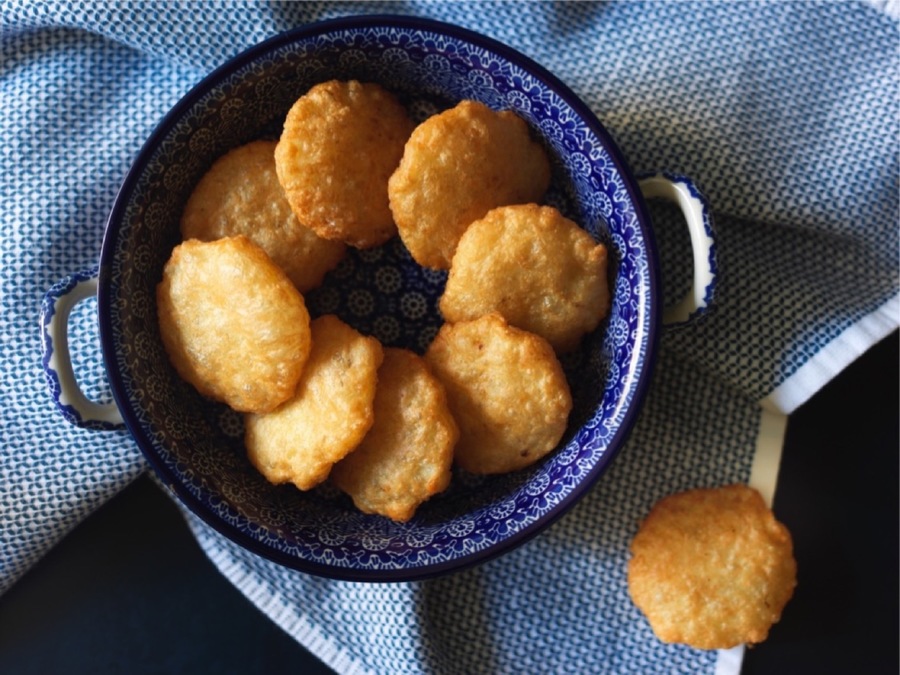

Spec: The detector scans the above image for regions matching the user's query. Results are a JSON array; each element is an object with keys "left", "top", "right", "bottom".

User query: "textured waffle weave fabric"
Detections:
[{"left": 2, "top": 2, "right": 897, "bottom": 673}]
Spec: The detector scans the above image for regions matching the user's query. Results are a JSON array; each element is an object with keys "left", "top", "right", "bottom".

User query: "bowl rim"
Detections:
[{"left": 97, "top": 13, "right": 661, "bottom": 582}]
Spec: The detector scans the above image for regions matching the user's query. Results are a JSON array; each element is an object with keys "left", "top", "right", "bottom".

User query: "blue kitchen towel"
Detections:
[{"left": 1, "top": 2, "right": 897, "bottom": 673}]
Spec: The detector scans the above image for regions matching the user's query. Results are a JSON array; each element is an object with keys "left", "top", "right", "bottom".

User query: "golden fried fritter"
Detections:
[
  {"left": 424, "top": 313, "right": 571, "bottom": 474},
  {"left": 244, "top": 314, "right": 384, "bottom": 491},
  {"left": 388, "top": 100, "right": 551, "bottom": 269},
  {"left": 156, "top": 236, "right": 311, "bottom": 414},
  {"left": 180, "top": 140, "right": 346, "bottom": 293},
  {"left": 275, "top": 80, "right": 414, "bottom": 249},
  {"left": 627, "top": 484, "right": 797, "bottom": 650},
  {"left": 330, "top": 348, "right": 458, "bottom": 522},
  {"left": 440, "top": 203, "right": 610, "bottom": 352}
]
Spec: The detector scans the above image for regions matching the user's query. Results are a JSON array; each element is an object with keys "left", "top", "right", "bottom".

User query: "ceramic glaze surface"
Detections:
[{"left": 98, "top": 16, "right": 658, "bottom": 580}]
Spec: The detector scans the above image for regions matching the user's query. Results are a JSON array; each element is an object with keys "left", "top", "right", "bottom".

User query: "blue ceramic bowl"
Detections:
[{"left": 93, "top": 15, "right": 661, "bottom": 581}]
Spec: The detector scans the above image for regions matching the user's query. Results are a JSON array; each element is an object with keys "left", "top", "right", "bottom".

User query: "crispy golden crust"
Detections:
[
  {"left": 440, "top": 203, "right": 610, "bottom": 352},
  {"left": 424, "top": 313, "right": 571, "bottom": 474},
  {"left": 180, "top": 140, "right": 346, "bottom": 293},
  {"left": 330, "top": 348, "right": 458, "bottom": 522},
  {"left": 388, "top": 100, "right": 551, "bottom": 269},
  {"left": 275, "top": 80, "right": 414, "bottom": 249},
  {"left": 244, "top": 314, "right": 384, "bottom": 491},
  {"left": 156, "top": 236, "right": 311, "bottom": 414},
  {"left": 627, "top": 484, "right": 797, "bottom": 650}
]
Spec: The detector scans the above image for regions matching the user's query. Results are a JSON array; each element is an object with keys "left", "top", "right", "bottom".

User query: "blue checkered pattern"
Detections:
[{"left": 2, "top": 2, "right": 897, "bottom": 673}]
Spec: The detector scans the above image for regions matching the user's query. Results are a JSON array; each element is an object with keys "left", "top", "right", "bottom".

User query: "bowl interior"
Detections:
[{"left": 100, "top": 16, "right": 657, "bottom": 580}]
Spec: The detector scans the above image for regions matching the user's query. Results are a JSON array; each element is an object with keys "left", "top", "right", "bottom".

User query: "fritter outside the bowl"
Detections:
[
  {"left": 440, "top": 203, "right": 610, "bottom": 353},
  {"left": 330, "top": 347, "right": 458, "bottom": 522},
  {"left": 627, "top": 484, "right": 797, "bottom": 650},
  {"left": 424, "top": 312, "right": 572, "bottom": 474},
  {"left": 156, "top": 236, "right": 311, "bottom": 414},
  {"left": 275, "top": 79, "right": 415, "bottom": 249},
  {"left": 180, "top": 140, "right": 346, "bottom": 293},
  {"left": 245, "top": 314, "right": 384, "bottom": 491},
  {"left": 388, "top": 100, "right": 551, "bottom": 269}
]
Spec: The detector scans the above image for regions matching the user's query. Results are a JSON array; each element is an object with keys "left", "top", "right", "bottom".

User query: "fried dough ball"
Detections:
[
  {"left": 388, "top": 100, "right": 552, "bottom": 269},
  {"left": 330, "top": 348, "right": 458, "bottom": 522},
  {"left": 180, "top": 140, "right": 346, "bottom": 293},
  {"left": 440, "top": 203, "right": 610, "bottom": 353},
  {"left": 627, "top": 484, "right": 797, "bottom": 650},
  {"left": 245, "top": 314, "right": 384, "bottom": 491},
  {"left": 274, "top": 80, "right": 415, "bottom": 249},
  {"left": 424, "top": 313, "right": 571, "bottom": 474},
  {"left": 156, "top": 236, "right": 311, "bottom": 414}
]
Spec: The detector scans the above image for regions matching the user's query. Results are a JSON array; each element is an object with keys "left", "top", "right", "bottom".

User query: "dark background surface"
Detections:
[{"left": 1, "top": 331, "right": 896, "bottom": 674}]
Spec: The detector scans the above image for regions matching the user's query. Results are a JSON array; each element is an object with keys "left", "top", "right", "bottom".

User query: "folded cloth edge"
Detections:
[
  {"left": 761, "top": 294, "right": 900, "bottom": 414},
  {"left": 175, "top": 502, "right": 376, "bottom": 675}
]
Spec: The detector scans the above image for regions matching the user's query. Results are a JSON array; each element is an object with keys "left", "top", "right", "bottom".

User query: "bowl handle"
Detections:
[
  {"left": 40, "top": 266, "right": 125, "bottom": 430},
  {"left": 638, "top": 173, "right": 718, "bottom": 326}
]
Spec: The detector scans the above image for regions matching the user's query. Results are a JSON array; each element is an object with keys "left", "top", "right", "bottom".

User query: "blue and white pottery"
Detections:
[{"left": 41, "top": 16, "right": 717, "bottom": 581}]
